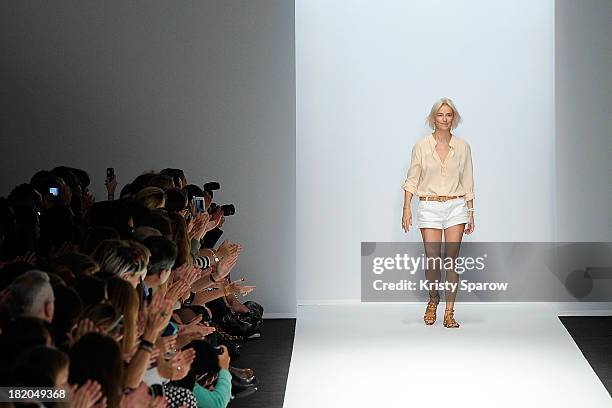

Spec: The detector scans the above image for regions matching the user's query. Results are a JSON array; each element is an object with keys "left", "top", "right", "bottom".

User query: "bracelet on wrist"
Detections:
[
  {"left": 139, "top": 344, "right": 153, "bottom": 353},
  {"left": 139, "top": 338, "right": 154, "bottom": 353},
  {"left": 140, "top": 338, "right": 154, "bottom": 349}
]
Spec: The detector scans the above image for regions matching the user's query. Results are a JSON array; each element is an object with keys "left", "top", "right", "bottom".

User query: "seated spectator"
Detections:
[
  {"left": 5, "top": 270, "right": 55, "bottom": 323},
  {"left": 136, "top": 187, "right": 166, "bottom": 210},
  {"left": 0, "top": 166, "right": 260, "bottom": 405},
  {"left": 161, "top": 168, "right": 187, "bottom": 189},
  {"left": 0, "top": 317, "right": 55, "bottom": 368},
  {"left": 142, "top": 236, "right": 178, "bottom": 292},
  {"left": 69, "top": 332, "right": 123, "bottom": 408},
  {"left": 136, "top": 210, "right": 172, "bottom": 237},
  {"left": 79, "top": 303, "right": 123, "bottom": 338},
  {"left": 69, "top": 275, "right": 107, "bottom": 308},
  {"left": 43, "top": 252, "right": 99, "bottom": 282},
  {"left": 133, "top": 225, "right": 162, "bottom": 241},
  {"left": 81, "top": 226, "right": 121, "bottom": 255},
  {"left": 91, "top": 239, "right": 149, "bottom": 288},
  {"left": 14, "top": 345, "right": 70, "bottom": 388},
  {"left": 51, "top": 283, "right": 83, "bottom": 347},
  {"left": 105, "top": 277, "right": 139, "bottom": 354},
  {"left": 148, "top": 174, "right": 175, "bottom": 190},
  {"left": 173, "top": 340, "right": 232, "bottom": 408},
  {"left": 164, "top": 187, "right": 189, "bottom": 214}
]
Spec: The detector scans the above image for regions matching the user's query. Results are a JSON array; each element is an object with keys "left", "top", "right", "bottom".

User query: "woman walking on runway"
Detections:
[{"left": 401, "top": 97, "right": 475, "bottom": 328}]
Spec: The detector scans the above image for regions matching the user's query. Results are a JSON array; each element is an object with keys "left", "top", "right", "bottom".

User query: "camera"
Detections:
[
  {"left": 203, "top": 182, "right": 220, "bottom": 199},
  {"left": 202, "top": 181, "right": 235, "bottom": 216},
  {"left": 149, "top": 384, "right": 164, "bottom": 398},
  {"left": 208, "top": 203, "right": 235, "bottom": 217},
  {"left": 193, "top": 196, "right": 205, "bottom": 213}
]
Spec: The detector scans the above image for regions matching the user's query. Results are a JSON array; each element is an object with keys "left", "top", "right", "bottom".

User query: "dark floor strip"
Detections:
[
  {"left": 229, "top": 318, "right": 296, "bottom": 408},
  {"left": 559, "top": 316, "right": 612, "bottom": 396}
]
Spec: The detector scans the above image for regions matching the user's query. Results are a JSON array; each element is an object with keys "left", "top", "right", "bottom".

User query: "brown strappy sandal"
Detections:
[
  {"left": 423, "top": 295, "right": 440, "bottom": 325},
  {"left": 443, "top": 308, "right": 460, "bottom": 328}
]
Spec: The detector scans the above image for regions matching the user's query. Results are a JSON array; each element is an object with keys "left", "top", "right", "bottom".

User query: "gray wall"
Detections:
[
  {"left": 0, "top": 1, "right": 296, "bottom": 317},
  {"left": 555, "top": 0, "right": 612, "bottom": 241}
]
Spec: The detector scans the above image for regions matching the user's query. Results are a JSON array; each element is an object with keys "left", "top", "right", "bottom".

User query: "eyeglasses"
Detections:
[
  {"left": 195, "top": 373, "right": 210, "bottom": 384},
  {"left": 103, "top": 314, "right": 124, "bottom": 335}
]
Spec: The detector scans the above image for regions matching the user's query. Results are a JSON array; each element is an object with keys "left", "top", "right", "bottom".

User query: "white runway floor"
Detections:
[{"left": 283, "top": 303, "right": 612, "bottom": 408}]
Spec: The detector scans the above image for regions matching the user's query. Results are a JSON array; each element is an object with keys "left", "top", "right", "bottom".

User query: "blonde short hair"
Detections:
[
  {"left": 136, "top": 187, "right": 166, "bottom": 209},
  {"left": 426, "top": 97, "right": 462, "bottom": 130},
  {"left": 91, "top": 239, "right": 150, "bottom": 280}
]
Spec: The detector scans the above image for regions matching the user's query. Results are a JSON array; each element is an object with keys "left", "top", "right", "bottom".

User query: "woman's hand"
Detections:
[
  {"left": 166, "top": 280, "right": 190, "bottom": 304},
  {"left": 147, "top": 347, "right": 161, "bottom": 369},
  {"left": 226, "top": 278, "right": 256, "bottom": 297},
  {"left": 464, "top": 214, "right": 475, "bottom": 234},
  {"left": 175, "top": 316, "right": 216, "bottom": 347},
  {"left": 218, "top": 345, "right": 231, "bottom": 370},
  {"left": 216, "top": 240, "right": 241, "bottom": 260},
  {"left": 213, "top": 251, "right": 239, "bottom": 282},
  {"left": 67, "top": 318, "right": 98, "bottom": 346},
  {"left": 68, "top": 380, "right": 105, "bottom": 408},
  {"left": 119, "top": 383, "right": 150, "bottom": 408},
  {"left": 82, "top": 189, "right": 96, "bottom": 212},
  {"left": 105, "top": 174, "right": 117, "bottom": 197},
  {"left": 14, "top": 251, "right": 37, "bottom": 266},
  {"left": 205, "top": 208, "right": 223, "bottom": 232},
  {"left": 176, "top": 316, "right": 215, "bottom": 338},
  {"left": 402, "top": 207, "right": 412, "bottom": 233},
  {"left": 188, "top": 213, "right": 210, "bottom": 241},
  {"left": 142, "top": 292, "right": 174, "bottom": 343},
  {"left": 156, "top": 348, "right": 196, "bottom": 381},
  {"left": 155, "top": 334, "right": 177, "bottom": 355}
]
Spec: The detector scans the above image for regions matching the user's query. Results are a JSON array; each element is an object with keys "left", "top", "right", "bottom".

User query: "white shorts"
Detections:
[{"left": 417, "top": 197, "right": 470, "bottom": 230}]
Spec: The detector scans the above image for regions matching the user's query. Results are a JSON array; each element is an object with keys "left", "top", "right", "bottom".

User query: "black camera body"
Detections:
[
  {"left": 208, "top": 203, "right": 235, "bottom": 217},
  {"left": 149, "top": 384, "right": 164, "bottom": 398},
  {"left": 203, "top": 182, "right": 220, "bottom": 199}
]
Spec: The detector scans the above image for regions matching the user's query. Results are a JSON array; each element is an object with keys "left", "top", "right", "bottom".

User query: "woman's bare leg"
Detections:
[
  {"left": 442, "top": 223, "right": 466, "bottom": 311},
  {"left": 420, "top": 228, "right": 443, "bottom": 302}
]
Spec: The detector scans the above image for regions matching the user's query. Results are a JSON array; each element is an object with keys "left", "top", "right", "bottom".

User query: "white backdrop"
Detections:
[{"left": 296, "top": 0, "right": 555, "bottom": 304}]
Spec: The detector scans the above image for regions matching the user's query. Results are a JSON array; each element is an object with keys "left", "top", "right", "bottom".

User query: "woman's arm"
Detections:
[
  {"left": 402, "top": 191, "right": 414, "bottom": 233},
  {"left": 197, "top": 248, "right": 219, "bottom": 266},
  {"left": 462, "top": 143, "right": 475, "bottom": 234},
  {"left": 402, "top": 144, "right": 421, "bottom": 232},
  {"left": 192, "top": 370, "right": 232, "bottom": 408},
  {"left": 461, "top": 144, "right": 474, "bottom": 201},
  {"left": 402, "top": 144, "right": 422, "bottom": 197},
  {"left": 123, "top": 293, "right": 173, "bottom": 389},
  {"left": 403, "top": 190, "right": 414, "bottom": 210},
  {"left": 191, "top": 285, "right": 229, "bottom": 305}
]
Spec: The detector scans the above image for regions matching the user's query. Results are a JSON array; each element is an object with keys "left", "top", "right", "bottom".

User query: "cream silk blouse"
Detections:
[{"left": 401, "top": 133, "right": 475, "bottom": 201}]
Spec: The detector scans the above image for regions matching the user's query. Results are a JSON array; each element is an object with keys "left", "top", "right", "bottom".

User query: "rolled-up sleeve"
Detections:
[
  {"left": 401, "top": 144, "right": 421, "bottom": 194},
  {"left": 462, "top": 144, "right": 475, "bottom": 201}
]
